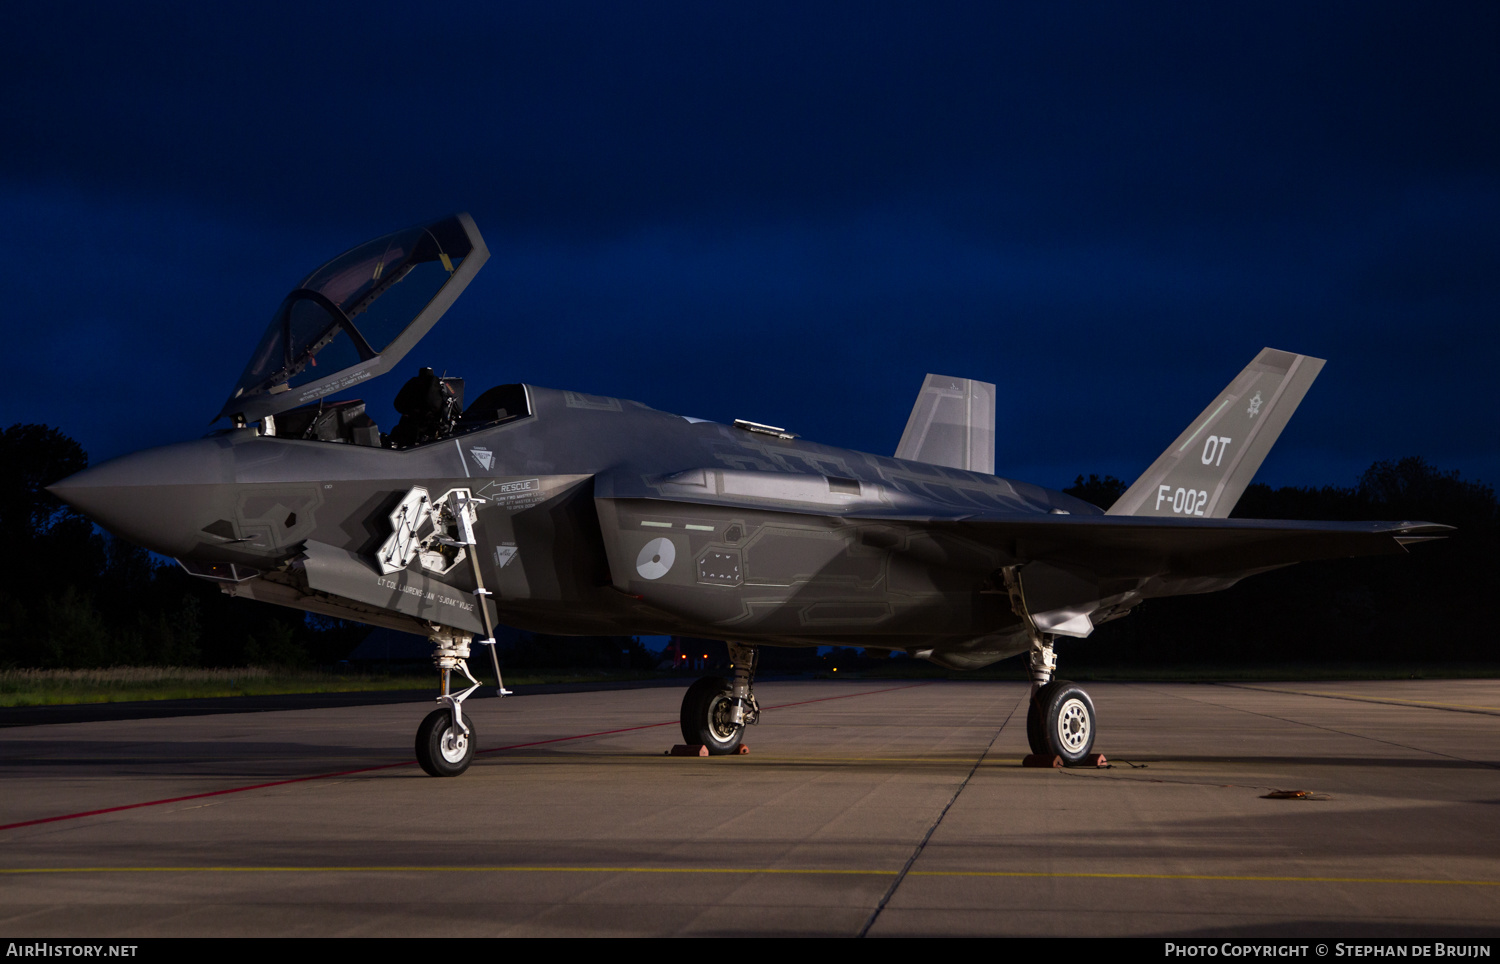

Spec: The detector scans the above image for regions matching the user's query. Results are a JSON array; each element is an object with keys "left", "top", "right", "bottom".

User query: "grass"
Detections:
[
  {"left": 848, "top": 660, "right": 1500, "bottom": 682},
  {"left": 0, "top": 666, "right": 673, "bottom": 707},
  {"left": 5, "top": 661, "right": 1498, "bottom": 708}
]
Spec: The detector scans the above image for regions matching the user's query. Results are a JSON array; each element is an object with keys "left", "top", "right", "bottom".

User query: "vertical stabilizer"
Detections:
[
  {"left": 895, "top": 374, "right": 996, "bottom": 475},
  {"left": 1107, "top": 348, "right": 1324, "bottom": 519}
]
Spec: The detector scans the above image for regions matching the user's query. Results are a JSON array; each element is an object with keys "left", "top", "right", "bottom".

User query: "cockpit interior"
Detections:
[{"left": 262, "top": 374, "right": 531, "bottom": 449}]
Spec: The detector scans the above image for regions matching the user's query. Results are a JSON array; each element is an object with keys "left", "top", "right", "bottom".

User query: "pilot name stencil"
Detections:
[{"left": 375, "top": 576, "right": 475, "bottom": 612}]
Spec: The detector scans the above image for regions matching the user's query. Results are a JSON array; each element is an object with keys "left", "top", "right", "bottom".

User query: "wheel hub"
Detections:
[
  {"left": 707, "top": 695, "right": 739, "bottom": 743},
  {"left": 1056, "top": 698, "right": 1091, "bottom": 753},
  {"left": 440, "top": 727, "right": 469, "bottom": 763}
]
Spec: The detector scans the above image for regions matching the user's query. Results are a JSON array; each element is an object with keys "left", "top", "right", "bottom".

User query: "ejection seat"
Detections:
[{"left": 387, "top": 367, "right": 465, "bottom": 448}]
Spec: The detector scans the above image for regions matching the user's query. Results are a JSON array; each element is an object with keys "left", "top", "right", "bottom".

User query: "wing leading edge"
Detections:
[{"left": 918, "top": 514, "right": 1451, "bottom": 580}]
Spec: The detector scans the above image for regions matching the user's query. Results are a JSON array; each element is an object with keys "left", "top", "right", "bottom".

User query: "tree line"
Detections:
[
  {"left": 2, "top": 423, "right": 1495, "bottom": 669},
  {"left": 0, "top": 424, "right": 363, "bottom": 668}
]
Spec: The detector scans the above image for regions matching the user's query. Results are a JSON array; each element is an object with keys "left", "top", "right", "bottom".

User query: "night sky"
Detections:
[{"left": 3, "top": 3, "right": 1496, "bottom": 493}]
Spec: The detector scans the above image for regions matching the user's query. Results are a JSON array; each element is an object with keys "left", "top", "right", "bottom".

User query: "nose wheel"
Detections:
[{"left": 416, "top": 707, "right": 476, "bottom": 777}]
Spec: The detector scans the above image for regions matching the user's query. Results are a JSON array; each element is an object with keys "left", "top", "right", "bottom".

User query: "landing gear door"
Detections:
[{"left": 217, "top": 213, "right": 489, "bottom": 425}]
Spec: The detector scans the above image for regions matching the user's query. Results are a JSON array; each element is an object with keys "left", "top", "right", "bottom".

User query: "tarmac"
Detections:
[{"left": 1, "top": 678, "right": 1497, "bottom": 937}]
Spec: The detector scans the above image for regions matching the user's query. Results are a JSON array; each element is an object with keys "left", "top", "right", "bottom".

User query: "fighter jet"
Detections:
[{"left": 49, "top": 213, "right": 1449, "bottom": 777}]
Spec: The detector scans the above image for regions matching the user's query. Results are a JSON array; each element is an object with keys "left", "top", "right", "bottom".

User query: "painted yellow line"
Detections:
[
  {"left": 0, "top": 866, "right": 888, "bottom": 877},
  {"left": 905, "top": 870, "right": 1500, "bottom": 886},
  {"left": 734, "top": 757, "right": 1003, "bottom": 764},
  {"left": 1240, "top": 687, "right": 1500, "bottom": 713},
  {"left": 2, "top": 866, "right": 1497, "bottom": 887},
  {"left": 1304, "top": 692, "right": 1500, "bottom": 711},
  {"left": 519, "top": 755, "right": 1001, "bottom": 766}
]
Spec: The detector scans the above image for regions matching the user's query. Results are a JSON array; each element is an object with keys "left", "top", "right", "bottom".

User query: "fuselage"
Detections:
[
  {"left": 46, "top": 210, "right": 1446, "bottom": 679},
  {"left": 52, "top": 383, "right": 1100, "bottom": 667}
]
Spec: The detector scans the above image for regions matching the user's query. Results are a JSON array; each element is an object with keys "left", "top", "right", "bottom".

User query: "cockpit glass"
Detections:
[
  {"left": 235, "top": 295, "right": 355, "bottom": 398},
  {"left": 302, "top": 229, "right": 423, "bottom": 318},
  {"left": 298, "top": 227, "right": 469, "bottom": 353},
  {"left": 286, "top": 327, "right": 364, "bottom": 390},
  {"left": 220, "top": 215, "right": 481, "bottom": 421},
  {"left": 343, "top": 256, "right": 460, "bottom": 352}
]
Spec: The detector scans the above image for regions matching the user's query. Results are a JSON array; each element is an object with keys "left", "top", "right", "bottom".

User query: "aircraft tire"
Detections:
[
  {"left": 1032, "top": 680, "right": 1095, "bottom": 764},
  {"left": 679, "top": 676, "right": 744, "bottom": 755},
  {"left": 1025, "top": 696, "right": 1047, "bottom": 756},
  {"left": 416, "top": 707, "right": 475, "bottom": 777}
]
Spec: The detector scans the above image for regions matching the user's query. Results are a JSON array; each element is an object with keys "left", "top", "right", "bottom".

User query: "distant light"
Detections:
[
  {"left": 702, "top": 654, "right": 707, "bottom": 659},
  {"left": 832, "top": 667, "right": 838, "bottom": 672}
]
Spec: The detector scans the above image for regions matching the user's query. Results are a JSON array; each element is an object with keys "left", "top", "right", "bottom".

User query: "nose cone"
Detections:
[{"left": 49, "top": 438, "right": 236, "bottom": 557}]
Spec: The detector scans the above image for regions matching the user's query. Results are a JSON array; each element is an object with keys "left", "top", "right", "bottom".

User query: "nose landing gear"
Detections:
[
  {"left": 412, "top": 491, "right": 510, "bottom": 778},
  {"left": 415, "top": 629, "right": 483, "bottom": 777}
]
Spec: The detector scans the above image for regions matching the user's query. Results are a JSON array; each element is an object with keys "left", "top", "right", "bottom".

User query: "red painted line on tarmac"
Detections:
[
  {"left": 0, "top": 682, "right": 933, "bottom": 832},
  {"left": 757, "top": 681, "right": 933, "bottom": 712},
  {"left": 472, "top": 717, "right": 679, "bottom": 755},
  {"left": 0, "top": 763, "right": 415, "bottom": 832},
  {"left": 470, "top": 681, "right": 932, "bottom": 756}
]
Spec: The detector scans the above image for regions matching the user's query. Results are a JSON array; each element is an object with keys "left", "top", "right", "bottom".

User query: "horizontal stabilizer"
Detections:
[
  {"left": 1109, "top": 348, "right": 1324, "bottom": 519},
  {"left": 895, "top": 374, "right": 996, "bottom": 475}
]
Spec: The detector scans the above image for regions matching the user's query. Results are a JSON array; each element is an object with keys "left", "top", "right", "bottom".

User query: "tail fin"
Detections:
[
  {"left": 895, "top": 374, "right": 996, "bottom": 475},
  {"left": 1107, "top": 348, "right": 1324, "bottom": 518}
]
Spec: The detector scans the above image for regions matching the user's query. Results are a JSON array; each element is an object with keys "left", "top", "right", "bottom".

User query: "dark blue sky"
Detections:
[{"left": 3, "top": 2, "right": 1496, "bottom": 492}]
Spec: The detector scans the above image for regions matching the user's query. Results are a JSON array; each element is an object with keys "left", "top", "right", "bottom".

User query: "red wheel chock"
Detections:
[
  {"left": 1022, "top": 753, "right": 1107, "bottom": 768},
  {"left": 667, "top": 745, "right": 752, "bottom": 756}
]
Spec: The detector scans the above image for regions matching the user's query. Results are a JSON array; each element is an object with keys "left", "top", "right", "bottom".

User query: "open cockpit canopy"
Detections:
[{"left": 217, "top": 213, "right": 488, "bottom": 424}]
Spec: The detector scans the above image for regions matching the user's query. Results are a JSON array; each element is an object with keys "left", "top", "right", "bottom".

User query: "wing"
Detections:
[
  {"left": 916, "top": 513, "right": 1450, "bottom": 580},
  {"left": 904, "top": 512, "right": 1449, "bottom": 639}
]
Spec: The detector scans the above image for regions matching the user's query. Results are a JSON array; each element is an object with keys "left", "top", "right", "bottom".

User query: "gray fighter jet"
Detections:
[{"left": 50, "top": 213, "right": 1449, "bottom": 777}]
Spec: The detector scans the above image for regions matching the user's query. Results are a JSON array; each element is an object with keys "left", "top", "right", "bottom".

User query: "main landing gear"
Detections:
[
  {"left": 1025, "top": 636, "right": 1097, "bottom": 765},
  {"left": 680, "top": 643, "right": 759, "bottom": 754},
  {"left": 998, "top": 565, "right": 1100, "bottom": 765}
]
